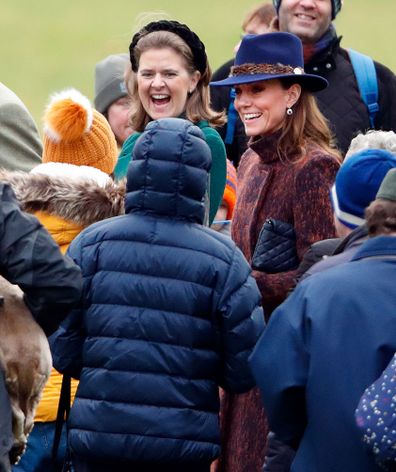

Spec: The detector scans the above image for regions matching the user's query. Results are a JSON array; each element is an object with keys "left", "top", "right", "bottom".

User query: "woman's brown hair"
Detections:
[
  {"left": 277, "top": 78, "right": 341, "bottom": 163},
  {"left": 126, "top": 30, "right": 224, "bottom": 132},
  {"left": 365, "top": 199, "right": 396, "bottom": 237}
]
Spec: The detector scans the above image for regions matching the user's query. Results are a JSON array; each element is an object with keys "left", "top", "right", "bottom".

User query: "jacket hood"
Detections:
[
  {"left": 0, "top": 164, "right": 125, "bottom": 226},
  {"left": 125, "top": 118, "right": 211, "bottom": 223}
]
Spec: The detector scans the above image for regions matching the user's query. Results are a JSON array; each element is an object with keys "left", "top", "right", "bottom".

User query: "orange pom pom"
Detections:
[{"left": 44, "top": 89, "right": 93, "bottom": 143}]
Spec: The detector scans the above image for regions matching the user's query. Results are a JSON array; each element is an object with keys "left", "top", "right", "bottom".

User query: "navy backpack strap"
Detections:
[
  {"left": 225, "top": 88, "right": 237, "bottom": 145},
  {"left": 52, "top": 374, "right": 71, "bottom": 461},
  {"left": 348, "top": 48, "right": 379, "bottom": 128}
]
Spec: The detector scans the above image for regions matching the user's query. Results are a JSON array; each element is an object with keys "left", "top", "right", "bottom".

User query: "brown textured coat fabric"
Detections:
[{"left": 216, "top": 132, "right": 340, "bottom": 472}]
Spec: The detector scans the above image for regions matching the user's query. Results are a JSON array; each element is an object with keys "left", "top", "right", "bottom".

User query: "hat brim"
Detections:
[{"left": 210, "top": 72, "right": 328, "bottom": 93}]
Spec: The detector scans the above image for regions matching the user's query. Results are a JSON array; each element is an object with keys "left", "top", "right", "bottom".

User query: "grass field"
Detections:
[{"left": 1, "top": 0, "right": 395, "bottom": 125}]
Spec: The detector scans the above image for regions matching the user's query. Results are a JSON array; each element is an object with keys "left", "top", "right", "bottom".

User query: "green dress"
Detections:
[{"left": 114, "top": 120, "right": 226, "bottom": 225}]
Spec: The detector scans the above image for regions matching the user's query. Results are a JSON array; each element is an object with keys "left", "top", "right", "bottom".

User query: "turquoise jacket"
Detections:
[{"left": 114, "top": 120, "right": 226, "bottom": 225}]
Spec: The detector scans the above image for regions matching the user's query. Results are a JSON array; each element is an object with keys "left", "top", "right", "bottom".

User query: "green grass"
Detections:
[{"left": 1, "top": 0, "right": 394, "bottom": 126}]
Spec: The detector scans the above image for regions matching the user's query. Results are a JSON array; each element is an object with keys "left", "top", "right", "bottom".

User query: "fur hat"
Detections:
[
  {"left": 223, "top": 160, "right": 237, "bottom": 219},
  {"left": 42, "top": 89, "right": 118, "bottom": 175},
  {"left": 376, "top": 169, "right": 396, "bottom": 202},
  {"left": 272, "top": 0, "right": 342, "bottom": 20},
  {"left": 330, "top": 149, "right": 396, "bottom": 229},
  {"left": 94, "top": 53, "right": 129, "bottom": 114}
]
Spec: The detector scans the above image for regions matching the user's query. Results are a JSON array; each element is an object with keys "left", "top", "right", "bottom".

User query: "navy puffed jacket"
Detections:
[
  {"left": 0, "top": 182, "right": 82, "bottom": 335},
  {"left": 50, "top": 118, "right": 264, "bottom": 466}
]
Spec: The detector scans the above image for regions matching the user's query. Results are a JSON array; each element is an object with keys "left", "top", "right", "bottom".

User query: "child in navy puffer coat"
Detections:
[{"left": 50, "top": 117, "right": 264, "bottom": 472}]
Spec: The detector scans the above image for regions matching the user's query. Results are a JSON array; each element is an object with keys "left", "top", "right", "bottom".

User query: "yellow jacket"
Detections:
[{"left": 34, "top": 212, "right": 82, "bottom": 421}]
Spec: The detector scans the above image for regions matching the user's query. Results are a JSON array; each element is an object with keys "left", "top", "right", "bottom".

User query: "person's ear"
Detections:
[
  {"left": 189, "top": 71, "right": 201, "bottom": 94},
  {"left": 286, "top": 83, "right": 302, "bottom": 108}
]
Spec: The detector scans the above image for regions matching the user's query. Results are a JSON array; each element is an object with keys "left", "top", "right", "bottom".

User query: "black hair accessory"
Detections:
[{"left": 129, "top": 20, "right": 208, "bottom": 75}]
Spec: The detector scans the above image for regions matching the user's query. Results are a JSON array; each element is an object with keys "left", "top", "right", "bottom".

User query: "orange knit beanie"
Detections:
[
  {"left": 223, "top": 160, "right": 237, "bottom": 219},
  {"left": 42, "top": 89, "right": 118, "bottom": 174}
]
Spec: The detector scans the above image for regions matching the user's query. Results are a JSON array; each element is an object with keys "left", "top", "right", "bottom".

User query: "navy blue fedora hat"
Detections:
[{"left": 211, "top": 32, "right": 328, "bottom": 92}]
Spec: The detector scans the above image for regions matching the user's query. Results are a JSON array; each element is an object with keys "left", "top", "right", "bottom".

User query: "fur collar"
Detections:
[
  {"left": 31, "top": 162, "right": 112, "bottom": 186},
  {"left": 0, "top": 165, "right": 125, "bottom": 226}
]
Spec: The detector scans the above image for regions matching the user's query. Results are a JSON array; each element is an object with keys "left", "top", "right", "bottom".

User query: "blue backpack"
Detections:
[
  {"left": 225, "top": 88, "right": 237, "bottom": 145},
  {"left": 348, "top": 48, "right": 379, "bottom": 128},
  {"left": 224, "top": 49, "right": 379, "bottom": 144}
]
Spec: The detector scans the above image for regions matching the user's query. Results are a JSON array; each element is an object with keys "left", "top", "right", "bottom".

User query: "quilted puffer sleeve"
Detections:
[
  {"left": 355, "top": 353, "right": 396, "bottom": 464},
  {"left": 217, "top": 245, "right": 265, "bottom": 393},
  {"left": 49, "top": 233, "right": 87, "bottom": 379},
  {"left": 0, "top": 183, "right": 82, "bottom": 335}
]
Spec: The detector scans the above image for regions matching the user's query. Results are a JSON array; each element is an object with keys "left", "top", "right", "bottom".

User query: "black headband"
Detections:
[{"left": 129, "top": 20, "right": 208, "bottom": 75}]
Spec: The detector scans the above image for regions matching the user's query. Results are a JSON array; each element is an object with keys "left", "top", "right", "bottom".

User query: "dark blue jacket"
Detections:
[
  {"left": 250, "top": 236, "right": 396, "bottom": 472},
  {"left": 306, "top": 36, "right": 396, "bottom": 156},
  {"left": 0, "top": 182, "right": 82, "bottom": 471},
  {"left": 0, "top": 182, "right": 82, "bottom": 336},
  {"left": 50, "top": 118, "right": 264, "bottom": 466}
]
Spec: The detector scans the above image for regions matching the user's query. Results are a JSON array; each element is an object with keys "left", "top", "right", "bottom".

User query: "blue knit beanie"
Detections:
[
  {"left": 273, "top": 0, "right": 342, "bottom": 20},
  {"left": 330, "top": 149, "right": 396, "bottom": 229}
]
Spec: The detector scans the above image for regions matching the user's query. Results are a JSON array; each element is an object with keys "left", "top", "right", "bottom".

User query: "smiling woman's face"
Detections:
[
  {"left": 137, "top": 47, "right": 200, "bottom": 120},
  {"left": 234, "top": 79, "right": 300, "bottom": 137}
]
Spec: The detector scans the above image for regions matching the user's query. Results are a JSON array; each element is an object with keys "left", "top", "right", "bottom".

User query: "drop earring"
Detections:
[{"left": 286, "top": 107, "right": 293, "bottom": 116}]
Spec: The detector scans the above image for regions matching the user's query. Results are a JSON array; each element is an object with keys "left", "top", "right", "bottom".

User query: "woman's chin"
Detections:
[
  {"left": 148, "top": 109, "right": 170, "bottom": 120},
  {"left": 244, "top": 122, "right": 282, "bottom": 138},
  {"left": 244, "top": 123, "right": 265, "bottom": 137},
  {"left": 147, "top": 102, "right": 179, "bottom": 121}
]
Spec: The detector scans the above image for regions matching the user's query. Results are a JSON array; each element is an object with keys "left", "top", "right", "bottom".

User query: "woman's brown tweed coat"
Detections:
[{"left": 216, "top": 132, "right": 340, "bottom": 472}]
